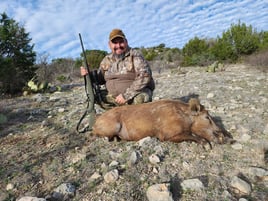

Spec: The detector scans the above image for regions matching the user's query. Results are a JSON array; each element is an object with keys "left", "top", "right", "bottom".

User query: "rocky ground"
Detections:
[{"left": 0, "top": 64, "right": 267, "bottom": 201}]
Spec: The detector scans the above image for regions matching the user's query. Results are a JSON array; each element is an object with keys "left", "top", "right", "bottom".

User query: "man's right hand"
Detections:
[
  {"left": 80, "top": 66, "right": 88, "bottom": 76},
  {"left": 115, "top": 94, "right": 127, "bottom": 105}
]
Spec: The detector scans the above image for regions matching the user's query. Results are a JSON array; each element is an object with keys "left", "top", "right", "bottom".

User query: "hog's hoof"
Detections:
[
  {"left": 108, "top": 136, "right": 121, "bottom": 142},
  {"left": 200, "top": 139, "right": 212, "bottom": 150}
]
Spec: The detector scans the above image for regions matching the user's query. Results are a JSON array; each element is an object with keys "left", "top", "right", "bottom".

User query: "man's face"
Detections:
[{"left": 109, "top": 37, "right": 128, "bottom": 55}]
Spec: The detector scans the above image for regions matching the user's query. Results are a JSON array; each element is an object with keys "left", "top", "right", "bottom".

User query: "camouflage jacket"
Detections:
[{"left": 99, "top": 47, "right": 155, "bottom": 101}]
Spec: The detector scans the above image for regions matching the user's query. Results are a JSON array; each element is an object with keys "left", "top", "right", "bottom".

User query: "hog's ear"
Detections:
[{"left": 189, "top": 98, "right": 201, "bottom": 115}]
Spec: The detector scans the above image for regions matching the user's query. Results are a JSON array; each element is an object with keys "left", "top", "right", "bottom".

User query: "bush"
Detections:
[
  {"left": 0, "top": 13, "right": 36, "bottom": 94},
  {"left": 181, "top": 37, "right": 216, "bottom": 66},
  {"left": 212, "top": 21, "right": 260, "bottom": 62}
]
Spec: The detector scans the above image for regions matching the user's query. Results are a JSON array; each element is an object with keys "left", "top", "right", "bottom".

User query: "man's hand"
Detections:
[
  {"left": 115, "top": 94, "right": 127, "bottom": 105},
  {"left": 80, "top": 66, "right": 88, "bottom": 76}
]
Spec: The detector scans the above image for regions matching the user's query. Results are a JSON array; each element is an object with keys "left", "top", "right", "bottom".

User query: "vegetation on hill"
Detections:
[{"left": 1, "top": 12, "right": 268, "bottom": 95}]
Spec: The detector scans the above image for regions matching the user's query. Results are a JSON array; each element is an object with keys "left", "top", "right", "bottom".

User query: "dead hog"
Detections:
[{"left": 92, "top": 98, "right": 228, "bottom": 147}]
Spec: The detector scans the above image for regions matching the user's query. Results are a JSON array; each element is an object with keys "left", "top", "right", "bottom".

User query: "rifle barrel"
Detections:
[{"left": 79, "top": 33, "right": 91, "bottom": 73}]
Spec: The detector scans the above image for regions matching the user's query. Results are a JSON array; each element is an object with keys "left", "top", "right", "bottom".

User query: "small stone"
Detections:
[
  {"left": 128, "top": 151, "right": 141, "bottom": 166},
  {"left": 230, "top": 125, "right": 237, "bottom": 130},
  {"left": 52, "top": 183, "right": 76, "bottom": 200},
  {"left": 41, "top": 120, "right": 49, "bottom": 127},
  {"left": 154, "top": 145, "right": 164, "bottom": 156},
  {"left": 149, "top": 154, "right": 161, "bottom": 164},
  {"left": 182, "top": 161, "right": 190, "bottom": 169},
  {"left": 67, "top": 153, "right": 87, "bottom": 164},
  {"left": 90, "top": 172, "right": 102, "bottom": 180},
  {"left": 146, "top": 183, "right": 173, "bottom": 201},
  {"left": 49, "top": 96, "right": 60, "bottom": 102},
  {"left": 152, "top": 167, "right": 159, "bottom": 173},
  {"left": 97, "top": 189, "right": 103, "bottom": 195},
  {"left": 217, "top": 106, "right": 225, "bottom": 113},
  {"left": 231, "top": 143, "right": 243, "bottom": 150},
  {"left": 89, "top": 172, "right": 102, "bottom": 183},
  {"left": 181, "top": 178, "right": 204, "bottom": 191},
  {"left": 109, "top": 150, "right": 121, "bottom": 160},
  {"left": 32, "top": 93, "right": 45, "bottom": 102},
  {"left": 6, "top": 183, "right": 14, "bottom": 191},
  {"left": 239, "top": 134, "right": 251, "bottom": 142},
  {"left": 207, "top": 93, "right": 215, "bottom": 98},
  {"left": 222, "top": 190, "right": 232, "bottom": 199},
  {"left": 58, "top": 107, "right": 65, "bottom": 113},
  {"left": 153, "top": 96, "right": 160, "bottom": 101},
  {"left": 109, "top": 160, "right": 119, "bottom": 167},
  {"left": 138, "top": 136, "right": 152, "bottom": 147},
  {"left": 17, "top": 197, "right": 46, "bottom": 201},
  {"left": 104, "top": 169, "right": 119, "bottom": 183},
  {"left": 248, "top": 167, "right": 268, "bottom": 178}
]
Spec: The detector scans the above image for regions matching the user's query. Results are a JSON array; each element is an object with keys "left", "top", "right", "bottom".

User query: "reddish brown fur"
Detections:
[{"left": 92, "top": 99, "right": 226, "bottom": 146}]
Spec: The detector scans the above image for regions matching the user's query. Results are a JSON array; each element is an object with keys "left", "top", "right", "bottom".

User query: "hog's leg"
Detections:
[
  {"left": 166, "top": 133, "right": 210, "bottom": 146},
  {"left": 93, "top": 120, "right": 122, "bottom": 140}
]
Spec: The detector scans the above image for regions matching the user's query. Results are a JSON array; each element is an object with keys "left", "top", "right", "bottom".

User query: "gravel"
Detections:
[{"left": 0, "top": 64, "right": 267, "bottom": 201}]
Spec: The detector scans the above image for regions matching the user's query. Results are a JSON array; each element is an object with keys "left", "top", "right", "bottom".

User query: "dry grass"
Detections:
[{"left": 244, "top": 49, "right": 268, "bottom": 72}]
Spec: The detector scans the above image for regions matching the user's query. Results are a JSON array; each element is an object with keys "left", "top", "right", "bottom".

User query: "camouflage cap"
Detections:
[{"left": 109, "top": 29, "right": 126, "bottom": 41}]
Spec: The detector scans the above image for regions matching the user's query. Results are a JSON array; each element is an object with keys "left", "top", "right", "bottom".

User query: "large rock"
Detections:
[{"left": 230, "top": 176, "right": 251, "bottom": 195}]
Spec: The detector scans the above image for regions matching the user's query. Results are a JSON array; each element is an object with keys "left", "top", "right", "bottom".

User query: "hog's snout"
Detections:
[{"left": 213, "top": 131, "right": 225, "bottom": 144}]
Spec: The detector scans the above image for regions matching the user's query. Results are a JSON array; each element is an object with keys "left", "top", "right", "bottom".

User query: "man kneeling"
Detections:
[{"left": 81, "top": 28, "right": 155, "bottom": 106}]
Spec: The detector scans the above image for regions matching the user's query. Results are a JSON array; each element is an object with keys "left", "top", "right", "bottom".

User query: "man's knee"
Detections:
[{"left": 133, "top": 92, "right": 152, "bottom": 105}]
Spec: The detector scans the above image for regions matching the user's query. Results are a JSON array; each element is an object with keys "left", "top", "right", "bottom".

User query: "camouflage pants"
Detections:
[{"left": 103, "top": 88, "right": 153, "bottom": 106}]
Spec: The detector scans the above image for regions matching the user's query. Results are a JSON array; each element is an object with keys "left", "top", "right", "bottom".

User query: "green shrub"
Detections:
[{"left": 56, "top": 75, "right": 67, "bottom": 83}]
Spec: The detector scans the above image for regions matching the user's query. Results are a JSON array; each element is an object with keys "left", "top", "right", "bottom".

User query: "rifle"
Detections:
[
  {"left": 79, "top": 34, "right": 105, "bottom": 105},
  {"left": 76, "top": 33, "right": 97, "bottom": 133}
]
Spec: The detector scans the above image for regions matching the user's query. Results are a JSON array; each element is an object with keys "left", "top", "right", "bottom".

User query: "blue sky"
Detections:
[{"left": 1, "top": 0, "right": 268, "bottom": 61}]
